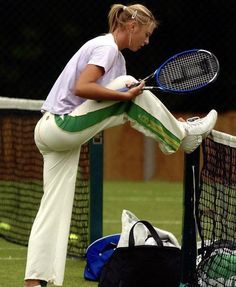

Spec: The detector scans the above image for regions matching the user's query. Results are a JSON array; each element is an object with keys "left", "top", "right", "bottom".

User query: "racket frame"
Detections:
[
  {"left": 153, "top": 49, "right": 220, "bottom": 93},
  {"left": 120, "top": 49, "right": 219, "bottom": 93}
]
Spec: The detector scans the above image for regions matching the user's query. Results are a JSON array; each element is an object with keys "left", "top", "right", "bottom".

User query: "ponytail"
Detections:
[{"left": 108, "top": 3, "right": 159, "bottom": 33}]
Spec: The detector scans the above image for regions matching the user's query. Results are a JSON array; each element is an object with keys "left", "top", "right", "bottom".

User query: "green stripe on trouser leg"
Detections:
[
  {"left": 127, "top": 104, "right": 180, "bottom": 152},
  {"left": 55, "top": 101, "right": 130, "bottom": 132},
  {"left": 55, "top": 93, "right": 182, "bottom": 153}
]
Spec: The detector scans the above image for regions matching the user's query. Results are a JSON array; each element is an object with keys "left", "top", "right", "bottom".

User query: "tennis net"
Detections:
[
  {"left": 195, "top": 130, "right": 236, "bottom": 286},
  {"left": 0, "top": 97, "right": 90, "bottom": 257}
]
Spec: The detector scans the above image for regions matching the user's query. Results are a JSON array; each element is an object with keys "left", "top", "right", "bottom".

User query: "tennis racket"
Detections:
[{"left": 121, "top": 49, "right": 219, "bottom": 93}]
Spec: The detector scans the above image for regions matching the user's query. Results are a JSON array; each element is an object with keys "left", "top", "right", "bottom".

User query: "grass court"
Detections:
[{"left": 0, "top": 180, "right": 183, "bottom": 287}]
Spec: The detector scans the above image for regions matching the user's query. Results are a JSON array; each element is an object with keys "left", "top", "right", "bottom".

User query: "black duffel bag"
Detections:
[{"left": 98, "top": 220, "right": 182, "bottom": 287}]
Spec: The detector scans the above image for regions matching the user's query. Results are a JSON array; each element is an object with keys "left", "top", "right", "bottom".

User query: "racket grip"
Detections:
[
  {"left": 142, "top": 86, "right": 159, "bottom": 90},
  {"left": 117, "top": 87, "right": 129, "bottom": 92},
  {"left": 117, "top": 82, "right": 141, "bottom": 92},
  {"left": 118, "top": 86, "right": 159, "bottom": 92}
]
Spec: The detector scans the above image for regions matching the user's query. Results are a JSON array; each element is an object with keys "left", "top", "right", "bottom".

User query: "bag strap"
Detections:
[{"left": 128, "top": 220, "right": 163, "bottom": 247}]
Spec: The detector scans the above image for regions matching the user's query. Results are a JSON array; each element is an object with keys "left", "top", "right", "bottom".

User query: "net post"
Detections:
[
  {"left": 89, "top": 132, "right": 103, "bottom": 243},
  {"left": 180, "top": 147, "right": 200, "bottom": 286}
]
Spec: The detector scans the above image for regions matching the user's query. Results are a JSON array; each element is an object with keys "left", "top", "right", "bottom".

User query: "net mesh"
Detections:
[
  {"left": 195, "top": 130, "right": 236, "bottom": 286},
  {"left": 0, "top": 97, "right": 89, "bottom": 257}
]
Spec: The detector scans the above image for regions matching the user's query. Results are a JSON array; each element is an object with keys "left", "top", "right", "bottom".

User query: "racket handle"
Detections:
[
  {"left": 117, "top": 82, "right": 141, "bottom": 92},
  {"left": 118, "top": 86, "right": 159, "bottom": 92},
  {"left": 117, "top": 87, "right": 129, "bottom": 92},
  {"left": 142, "top": 86, "right": 160, "bottom": 90}
]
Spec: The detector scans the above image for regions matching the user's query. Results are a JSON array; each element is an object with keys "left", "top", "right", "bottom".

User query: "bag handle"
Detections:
[{"left": 128, "top": 220, "right": 163, "bottom": 247}]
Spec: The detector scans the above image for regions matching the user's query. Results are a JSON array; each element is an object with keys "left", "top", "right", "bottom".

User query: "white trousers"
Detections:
[{"left": 25, "top": 75, "right": 186, "bottom": 285}]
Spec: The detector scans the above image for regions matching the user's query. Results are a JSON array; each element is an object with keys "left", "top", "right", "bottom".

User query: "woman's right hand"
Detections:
[{"left": 124, "top": 81, "right": 145, "bottom": 100}]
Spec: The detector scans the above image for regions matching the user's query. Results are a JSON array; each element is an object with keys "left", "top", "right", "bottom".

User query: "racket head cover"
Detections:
[{"left": 155, "top": 49, "right": 220, "bottom": 93}]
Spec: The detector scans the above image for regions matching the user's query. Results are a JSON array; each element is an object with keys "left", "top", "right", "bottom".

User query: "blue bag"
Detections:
[{"left": 84, "top": 234, "right": 120, "bottom": 281}]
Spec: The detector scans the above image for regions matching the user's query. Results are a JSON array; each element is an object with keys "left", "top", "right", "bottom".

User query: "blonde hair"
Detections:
[{"left": 108, "top": 3, "right": 159, "bottom": 33}]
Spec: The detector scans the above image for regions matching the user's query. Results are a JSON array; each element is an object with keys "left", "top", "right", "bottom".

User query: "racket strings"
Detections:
[{"left": 158, "top": 52, "right": 219, "bottom": 92}]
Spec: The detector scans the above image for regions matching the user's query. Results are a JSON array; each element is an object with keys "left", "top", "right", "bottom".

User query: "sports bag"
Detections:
[
  {"left": 98, "top": 220, "right": 182, "bottom": 287},
  {"left": 84, "top": 234, "right": 120, "bottom": 281}
]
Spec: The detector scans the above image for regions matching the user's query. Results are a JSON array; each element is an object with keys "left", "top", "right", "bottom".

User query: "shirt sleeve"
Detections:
[{"left": 88, "top": 45, "right": 118, "bottom": 73}]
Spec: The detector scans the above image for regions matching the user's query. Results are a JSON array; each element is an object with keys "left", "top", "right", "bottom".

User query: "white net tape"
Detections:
[{"left": 0, "top": 96, "right": 44, "bottom": 111}]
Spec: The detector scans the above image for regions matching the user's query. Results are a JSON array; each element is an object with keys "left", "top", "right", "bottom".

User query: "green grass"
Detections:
[{"left": 0, "top": 180, "right": 183, "bottom": 287}]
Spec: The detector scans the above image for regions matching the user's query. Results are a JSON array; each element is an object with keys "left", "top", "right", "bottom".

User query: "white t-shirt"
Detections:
[{"left": 42, "top": 33, "right": 126, "bottom": 115}]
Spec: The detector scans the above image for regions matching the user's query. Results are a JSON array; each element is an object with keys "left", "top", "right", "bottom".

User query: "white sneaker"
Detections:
[{"left": 181, "top": 109, "right": 218, "bottom": 153}]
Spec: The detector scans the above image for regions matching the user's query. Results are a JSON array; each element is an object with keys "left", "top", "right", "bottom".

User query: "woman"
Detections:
[{"left": 24, "top": 3, "right": 217, "bottom": 287}]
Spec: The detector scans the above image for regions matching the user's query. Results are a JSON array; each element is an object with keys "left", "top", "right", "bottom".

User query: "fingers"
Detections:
[
  {"left": 125, "top": 79, "right": 144, "bottom": 89},
  {"left": 138, "top": 80, "right": 145, "bottom": 89},
  {"left": 122, "top": 80, "right": 145, "bottom": 100},
  {"left": 125, "top": 81, "right": 144, "bottom": 100},
  {"left": 133, "top": 81, "right": 145, "bottom": 94}
]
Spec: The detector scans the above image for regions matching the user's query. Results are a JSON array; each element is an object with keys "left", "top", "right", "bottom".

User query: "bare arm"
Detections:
[{"left": 74, "top": 64, "right": 144, "bottom": 101}]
